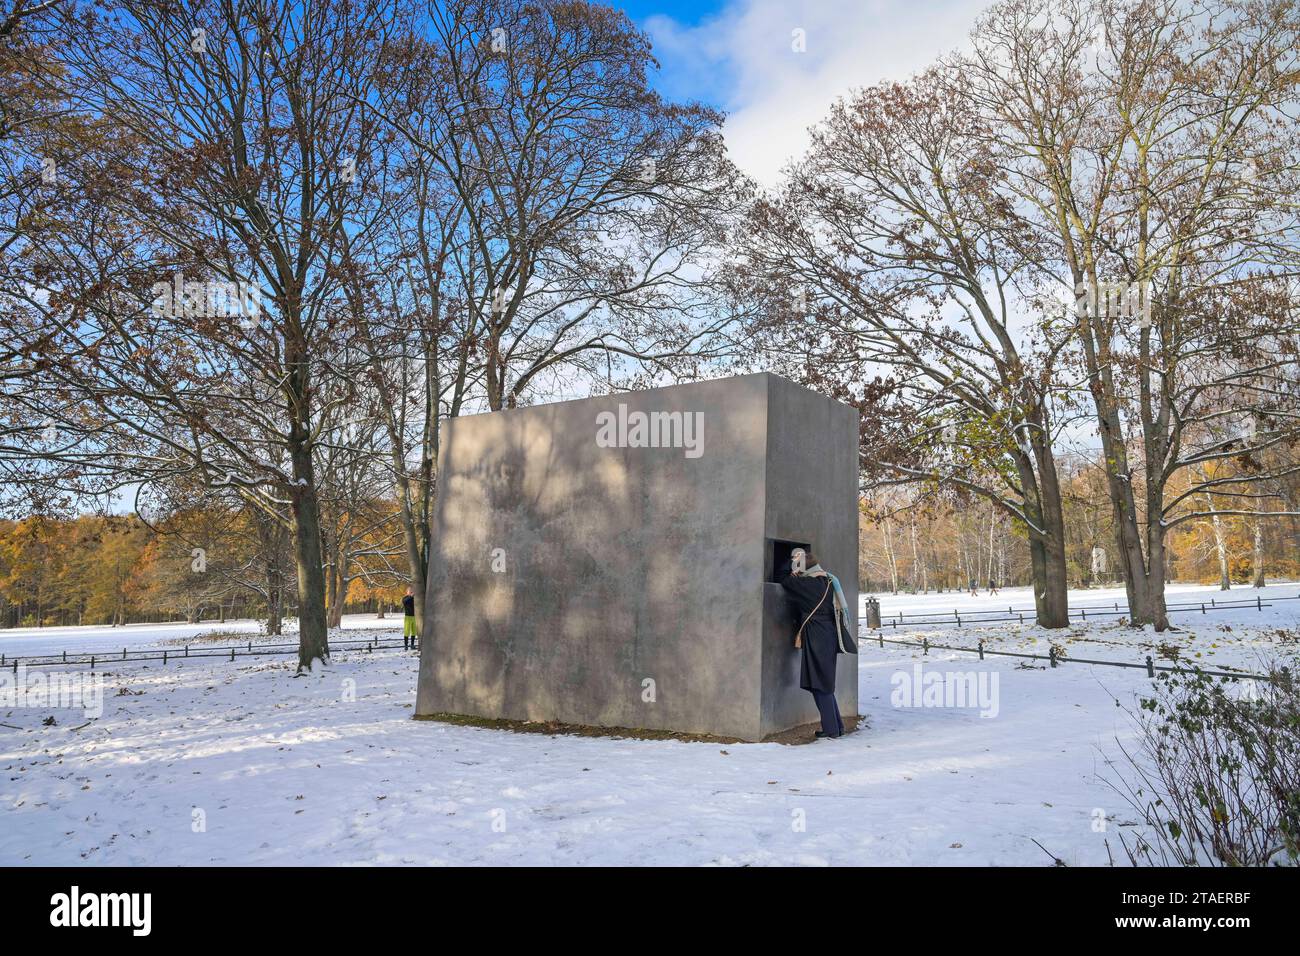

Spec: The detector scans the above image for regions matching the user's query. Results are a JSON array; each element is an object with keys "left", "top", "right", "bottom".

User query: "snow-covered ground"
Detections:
[
  {"left": 2, "top": 585, "right": 1296, "bottom": 866},
  {"left": 0, "top": 612, "right": 401, "bottom": 658},
  {"left": 863, "top": 579, "right": 1290, "bottom": 614},
  {"left": 864, "top": 582, "right": 1300, "bottom": 674}
]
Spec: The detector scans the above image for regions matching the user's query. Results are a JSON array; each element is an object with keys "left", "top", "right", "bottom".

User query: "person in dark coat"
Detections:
[
  {"left": 779, "top": 548, "right": 855, "bottom": 739},
  {"left": 402, "top": 587, "right": 417, "bottom": 650}
]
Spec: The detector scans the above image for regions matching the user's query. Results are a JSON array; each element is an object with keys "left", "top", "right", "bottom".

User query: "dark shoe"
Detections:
[{"left": 814, "top": 731, "right": 840, "bottom": 739}]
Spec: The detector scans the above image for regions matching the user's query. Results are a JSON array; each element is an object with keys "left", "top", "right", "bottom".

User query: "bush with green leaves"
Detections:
[{"left": 1111, "top": 666, "right": 1299, "bottom": 866}]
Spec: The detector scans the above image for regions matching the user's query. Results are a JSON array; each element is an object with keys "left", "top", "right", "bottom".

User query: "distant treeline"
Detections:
[
  {"left": 859, "top": 454, "right": 1300, "bottom": 596},
  {"left": 0, "top": 511, "right": 406, "bottom": 632}
]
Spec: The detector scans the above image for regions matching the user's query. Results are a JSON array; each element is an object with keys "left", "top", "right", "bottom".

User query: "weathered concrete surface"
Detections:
[
  {"left": 760, "top": 376, "right": 860, "bottom": 736},
  {"left": 415, "top": 372, "right": 859, "bottom": 741}
]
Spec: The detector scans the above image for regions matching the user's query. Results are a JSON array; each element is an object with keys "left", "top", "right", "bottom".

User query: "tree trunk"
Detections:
[
  {"left": 908, "top": 513, "right": 923, "bottom": 593},
  {"left": 1076, "top": 269, "right": 1171, "bottom": 631},
  {"left": 289, "top": 437, "right": 330, "bottom": 670},
  {"left": 1145, "top": 529, "right": 1171, "bottom": 630},
  {"left": 882, "top": 515, "right": 899, "bottom": 593},
  {"left": 1252, "top": 518, "right": 1265, "bottom": 588},
  {"left": 259, "top": 515, "right": 287, "bottom": 636},
  {"left": 266, "top": 579, "right": 283, "bottom": 636},
  {"left": 331, "top": 578, "right": 345, "bottom": 628},
  {"left": 1199, "top": 482, "right": 1230, "bottom": 590},
  {"left": 987, "top": 505, "right": 996, "bottom": 586},
  {"left": 1216, "top": 537, "right": 1231, "bottom": 589},
  {"left": 323, "top": 532, "right": 338, "bottom": 630},
  {"left": 1210, "top": 512, "right": 1231, "bottom": 590},
  {"left": 1020, "top": 503, "right": 1069, "bottom": 628},
  {"left": 1099, "top": 430, "right": 1170, "bottom": 630},
  {"left": 1028, "top": 533, "right": 1070, "bottom": 628},
  {"left": 1116, "top": 504, "right": 1172, "bottom": 631},
  {"left": 327, "top": 552, "right": 346, "bottom": 629},
  {"left": 1036, "top": 505, "right": 1070, "bottom": 628},
  {"left": 1015, "top": 434, "right": 1070, "bottom": 628}
]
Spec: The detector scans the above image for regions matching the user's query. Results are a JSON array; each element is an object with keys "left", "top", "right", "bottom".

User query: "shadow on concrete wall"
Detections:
[{"left": 418, "top": 377, "right": 770, "bottom": 738}]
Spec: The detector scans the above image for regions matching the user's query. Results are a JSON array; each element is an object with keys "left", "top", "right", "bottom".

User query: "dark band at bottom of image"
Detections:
[{"left": 2, "top": 866, "right": 1285, "bottom": 938}]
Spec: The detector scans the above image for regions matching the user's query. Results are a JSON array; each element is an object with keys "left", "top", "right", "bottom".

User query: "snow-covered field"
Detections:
[
  {"left": 2, "top": 585, "right": 1296, "bottom": 866},
  {"left": 866, "top": 581, "right": 1300, "bottom": 674},
  {"left": 0, "top": 612, "right": 401, "bottom": 658}
]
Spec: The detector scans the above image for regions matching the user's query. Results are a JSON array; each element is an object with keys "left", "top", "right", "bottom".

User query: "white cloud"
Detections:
[{"left": 646, "top": 0, "right": 989, "bottom": 187}]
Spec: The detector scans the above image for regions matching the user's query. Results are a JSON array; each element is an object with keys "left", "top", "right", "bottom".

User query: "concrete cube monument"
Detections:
[{"left": 415, "top": 372, "right": 859, "bottom": 741}]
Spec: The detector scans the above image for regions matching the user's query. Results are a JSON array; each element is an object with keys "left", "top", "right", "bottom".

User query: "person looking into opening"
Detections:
[{"left": 779, "top": 547, "right": 857, "bottom": 739}]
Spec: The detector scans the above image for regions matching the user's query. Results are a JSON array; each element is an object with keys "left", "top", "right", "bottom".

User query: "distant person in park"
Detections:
[
  {"left": 969, "top": 577, "right": 978, "bottom": 597},
  {"left": 987, "top": 577, "right": 998, "bottom": 596},
  {"left": 779, "top": 547, "right": 857, "bottom": 739},
  {"left": 402, "top": 587, "right": 417, "bottom": 650}
]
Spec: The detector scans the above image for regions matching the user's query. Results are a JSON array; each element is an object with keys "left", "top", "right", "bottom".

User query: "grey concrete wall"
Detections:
[
  {"left": 415, "top": 372, "right": 859, "bottom": 741},
  {"left": 759, "top": 375, "right": 860, "bottom": 737}
]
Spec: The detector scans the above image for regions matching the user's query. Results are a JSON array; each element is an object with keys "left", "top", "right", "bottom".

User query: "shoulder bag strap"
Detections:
[{"left": 794, "top": 580, "right": 833, "bottom": 649}]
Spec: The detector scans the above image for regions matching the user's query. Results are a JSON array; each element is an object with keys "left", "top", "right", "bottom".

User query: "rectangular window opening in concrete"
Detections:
[{"left": 767, "top": 538, "right": 810, "bottom": 583}]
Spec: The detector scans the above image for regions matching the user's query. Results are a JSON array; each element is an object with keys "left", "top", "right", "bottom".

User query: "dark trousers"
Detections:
[{"left": 810, "top": 688, "right": 844, "bottom": 737}]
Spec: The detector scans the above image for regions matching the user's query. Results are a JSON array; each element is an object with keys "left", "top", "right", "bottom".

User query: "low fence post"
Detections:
[
  {"left": 1049, "top": 646, "right": 1058, "bottom": 668},
  {"left": 923, "top": 638, "right": 929, "bottom": 656},
  {"left": 978, "top": 640, "right": 984, "bottom": 661},
  {"left": 1145, "top": 655, "right": 1154, "bottom": 678}
]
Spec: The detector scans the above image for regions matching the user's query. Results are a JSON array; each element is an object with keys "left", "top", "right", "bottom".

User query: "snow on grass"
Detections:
[
  {"left": 864, "top": 582, "right": 1300, "bottom": 673},
  {"left": 0, "top": 640, "right": 1200, "bottom": 865},
  {"left": 0, "top": 613, "right": 401, "bottom": 657},
  {"left": 2, "top": 585, "right": 1296, "bottom": 866}
]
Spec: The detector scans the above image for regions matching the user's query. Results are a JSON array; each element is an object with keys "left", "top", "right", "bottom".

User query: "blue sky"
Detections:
[
  {"left": 621, "top": 0, "right": 726, "bottom": 27},
  {"left": 619, "top": 0, "right": 991, "bottom": 184}
]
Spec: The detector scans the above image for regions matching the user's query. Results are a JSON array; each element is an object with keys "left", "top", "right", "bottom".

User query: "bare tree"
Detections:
[
  {"left": 0, "top": 0, "right": 101, "bottom": 516},
  {"left": 352, "top": 0, "right": 742, "bottom": 637},
  {"left": 24, "top": 0, "right": 396, "bottom": 667},
  {"left": 737, "top": 66, "right": 1075, "bottom": 626},
  {"left": 380, "top": 0, "right": 740, "bottom": 412},
  {"left": 962, "top": 0, "right": 1300, "bottom": 628},
  {"left": 332, "top": 61, "right": 481, "bottom": 635}
]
